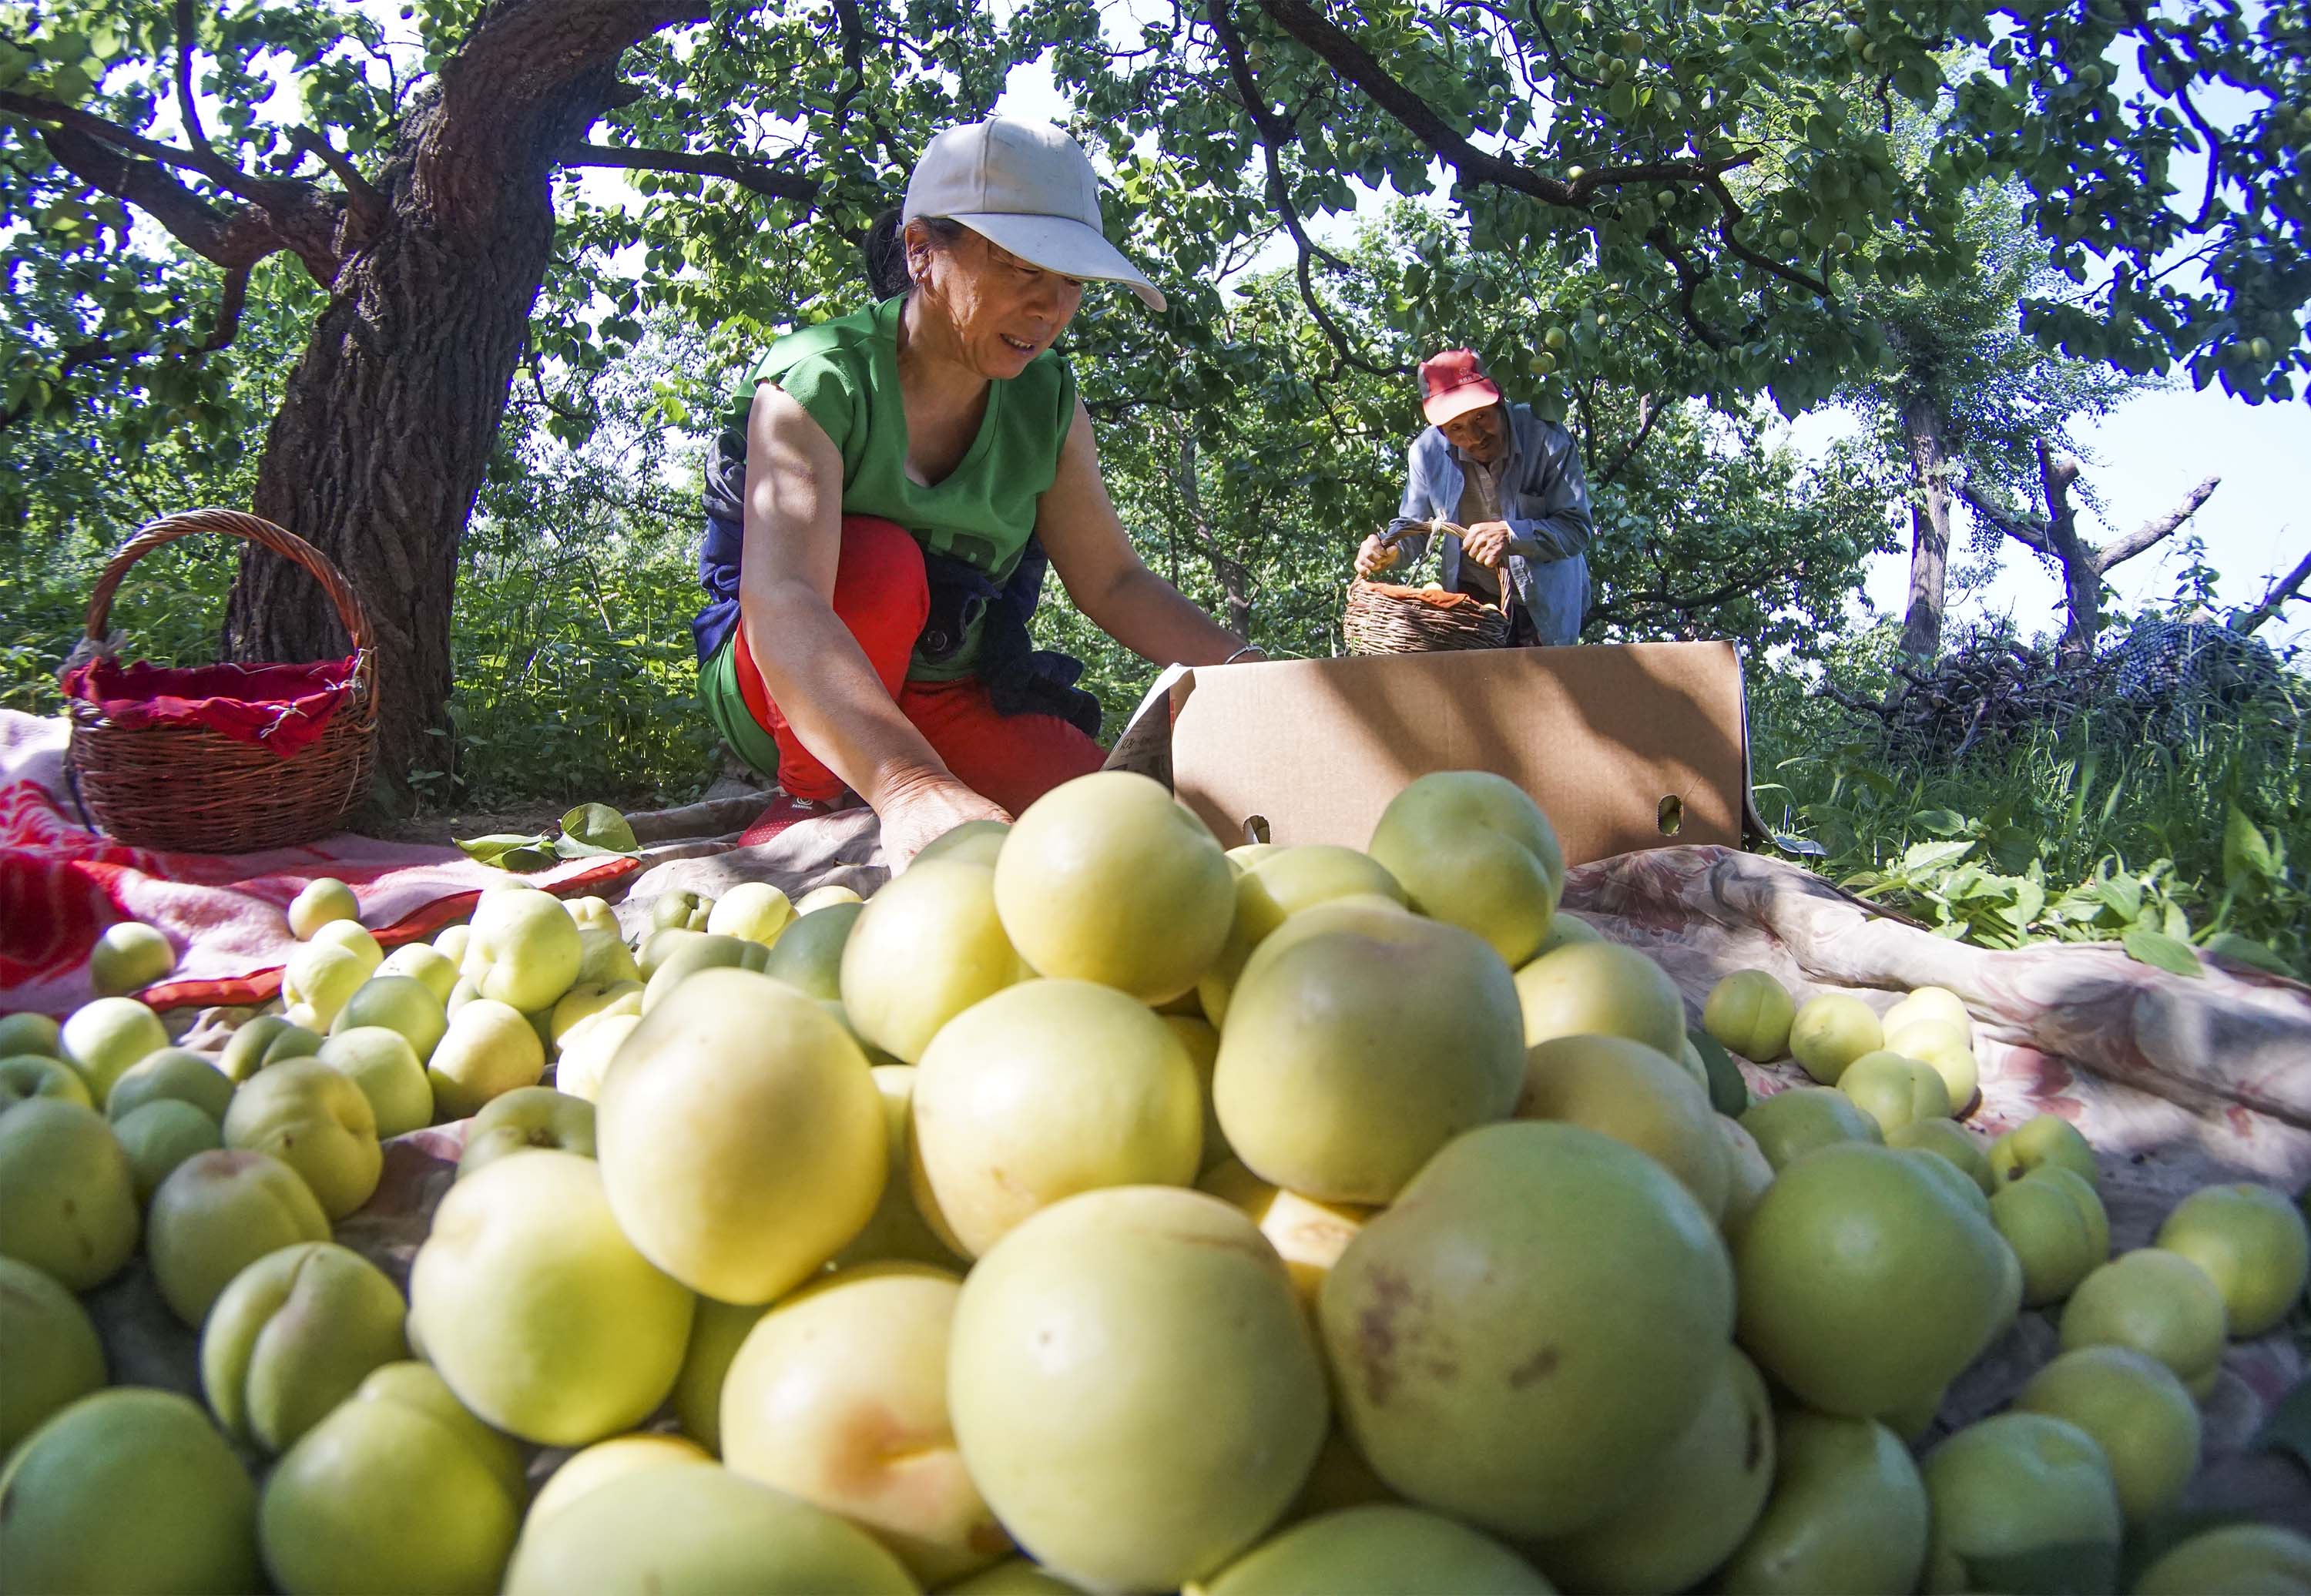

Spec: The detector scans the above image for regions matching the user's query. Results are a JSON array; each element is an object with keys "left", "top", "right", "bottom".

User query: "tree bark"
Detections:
[
  {"left": 1173, "top": 430, "right": 1253, "bottom": 636},
  {"left": 1898, "top": 396, "right": 1952, "bottom": 659},
  {"left": 222, "top": 0, "right": 703, "bottom": 810}
]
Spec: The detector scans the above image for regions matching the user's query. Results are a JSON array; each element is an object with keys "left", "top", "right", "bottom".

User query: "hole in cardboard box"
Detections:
[
  {"left": 1657, "top": 795, "right": 1684, "bottom": 836},
  {"left": 1242, "top": 815, "right": 1273, "bottom": 845}
]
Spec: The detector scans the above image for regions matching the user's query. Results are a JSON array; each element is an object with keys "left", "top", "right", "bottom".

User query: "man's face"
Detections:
[{"left": 1440, "top": 402, "right": 1506, "bottom": 464}]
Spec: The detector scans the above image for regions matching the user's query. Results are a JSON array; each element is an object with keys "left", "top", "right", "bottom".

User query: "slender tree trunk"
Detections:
[
  {"left": 1173, "top": 429, "right": 1254, "bottom": 636},
  {"left": 2035, "top": 447, "right": 2101, "bottom": 666},
  {"left": 220, "top": 1, "right": 696, "bottom": 812},
  {"left": 1899, "top": 396, "right": 1952, "bottom": 659}
]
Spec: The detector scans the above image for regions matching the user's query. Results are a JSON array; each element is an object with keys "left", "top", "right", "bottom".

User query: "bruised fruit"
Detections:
[{"left": 1321, "top": 1122, "right": 1733, "bottom": 1539}]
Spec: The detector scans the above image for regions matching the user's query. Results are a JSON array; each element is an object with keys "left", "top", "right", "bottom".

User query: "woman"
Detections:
[{"left": 693, "top": 119, "right": 1256, "bottom": 863}]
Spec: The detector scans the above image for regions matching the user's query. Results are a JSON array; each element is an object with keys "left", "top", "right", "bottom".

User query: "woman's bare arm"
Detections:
[
  {"left": 739, "top": 384, "right": 1009, "bottom": 854},
  {"left": 1036, "top": 401, "right": 1258, "bottom": 666}
]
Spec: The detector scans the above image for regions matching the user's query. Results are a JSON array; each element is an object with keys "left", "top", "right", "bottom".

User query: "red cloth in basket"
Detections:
[{"left": 60, "top": 656, "right": 360, "bottom": 759}]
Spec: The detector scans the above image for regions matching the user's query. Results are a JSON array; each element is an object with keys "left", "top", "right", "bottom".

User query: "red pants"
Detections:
[{"left": 733, "top": 515, "right": 1106, "bottom": 814}]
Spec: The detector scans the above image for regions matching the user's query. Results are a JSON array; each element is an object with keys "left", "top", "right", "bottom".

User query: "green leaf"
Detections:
[
  {"left": 1914, "top": 807, "right": 1968, "bottom": 837},
  {"left": 2203, "top": 933, "right": 2299, "bottom": 981},
  {"left": 2222, "top": 803, "right": 2279, "bottom": 892},
  {"left": 1689, "top": 1030, "right": 1751, "bottom": 1117},
  {"left": 1899, "top": 839, "right": 1974, "bottom": 875},
  {"left": 2122, "top": 927, "right": 2203, "bottom": 980},
  {"left": 2097, "top": 875, "right": 2145, "bottom": 922},
  {"left": 456, "top": 831, "right": 554, "bottom": 870},
  {"left": 560, "top": 802, "right": 638, "bottom": 853}
]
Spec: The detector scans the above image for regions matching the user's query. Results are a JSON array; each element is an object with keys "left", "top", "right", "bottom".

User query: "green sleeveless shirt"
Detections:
[{"left": 722, "top": 294, "right": 1078, "bottom": 681}]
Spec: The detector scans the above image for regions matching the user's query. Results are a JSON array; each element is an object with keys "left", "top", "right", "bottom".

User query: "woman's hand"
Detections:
[
  {"left": 875, "top": 769, "right": 1014, "bottom": 870},
  {"left": 1355, "top": 534, "right": 1400, "bottom": 578}
]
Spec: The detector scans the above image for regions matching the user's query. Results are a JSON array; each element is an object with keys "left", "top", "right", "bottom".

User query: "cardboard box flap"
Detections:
[{"left": 1105, "top": 643, "right": 1757, "bottom": 867}]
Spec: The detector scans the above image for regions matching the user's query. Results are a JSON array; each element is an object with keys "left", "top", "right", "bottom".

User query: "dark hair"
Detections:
[{"left": 863, "top": 207, "right": 967, "bottom": 300}]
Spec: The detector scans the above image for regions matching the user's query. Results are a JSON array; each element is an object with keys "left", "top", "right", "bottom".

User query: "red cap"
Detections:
[{"left": 1418, "top": 348, "right": 1503, "bottom": 427}]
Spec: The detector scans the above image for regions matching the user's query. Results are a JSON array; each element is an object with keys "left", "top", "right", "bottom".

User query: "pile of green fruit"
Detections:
[{"left": 3, "top": 768, "right": 2309, "bottom": 1595}]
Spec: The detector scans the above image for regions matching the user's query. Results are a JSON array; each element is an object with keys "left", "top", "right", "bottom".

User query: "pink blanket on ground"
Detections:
[{"left": 0, "top": 711, "right": 639, "bottom": 1017}]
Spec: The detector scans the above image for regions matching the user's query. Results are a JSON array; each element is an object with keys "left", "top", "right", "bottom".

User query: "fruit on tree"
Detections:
[
  {"left": 409, "top": 1149, "right": 694, "bottom": 1446},
  {"left": 502, "top": 1462, "right": 918, "bottom": 1595},
  {"left": 428, "top": 997, "right": 546, "bottom": 1120},
  {"left": 201, "top": 1241, "right": 408, "bottom": 1454},
  {"left": 992, "top": 770, "right": 1236, "bottom": 1004},
  {"left": 260, "top": 1361, "right": 526, "bottom": 1596},
  {"left": 0, "top": 1388, "right": 258, "bottom": 1594},
  {"left": 1321, "top": 1122, "right": 1734, "bottom": 1538},
  {"left": 2014, "top": 1346, "right": 2200, "bottom": 1523},
  {"left": 330, "top": 974, "right": 448, "bottom": 1063},
  {"left": 1365, "top": 770, "right": 1565, "bottom": 967},
  {"left": 706, "top": 881, "right": 793, "bottom": 947},
  {"left": 722, "top": 1262, "right": 1006, "bottom": 1584},
  {"left": 0, "top": 1256, "right": 106, "bottom": 1457},
  {"left": 1197, "top": 1158, "right": 1371, "bottom": 1315},
  {"left": 1920, "top": 1413, "right": 2122, "bottom": 1596},
  {"left": 1518, "top": 1033, "right": 1730, "bottom": 1220},
  {"left": 1838, "top": 1051, "right": 1952, "bottom": 1134},
  {"left": 0, "top": 1098, "right": 140, "bottom": 1289},
  {"left": 59, "top": 994, "right": 168, "bottom": 1101},
  {"left": 1719, "top": 1411, "right": 1927, "bottom": 1595},
  {"left": 1531, "top": 1344, "right": 1776, "bottom": 1592},
  {"left": 1706, "top": 969, "right": 1796, "bottom": 1061},
  {"left": 457, "top": 1085, "right": 595, "bottom": 1181},
  {"left": 912, "top": 980, "right": 1202, "bottom": 1256},
  {"left": 288, "top": 877, "right": 359, "bottom": 939},
  {"left": 526, "top": 1433, "right": 713, "bottom": 1533},
  {"left": 1988, "top": 1113, "right": 2098, "bottom": 1189},
  {"left": 1739, "top": 1085, "right": 1883, "bottom": 1171},
  {"left": 223, "top": 1058, "right": 382, "bottom": 1219},
  {"left": 1213, "top": 901, "right": 1523, "bottom": 1204},
  {"left": 1514, "top": 940, "right": 1688, "bottom": 1057},
  {"left": 840, "top": 860, "right": 1026, "bottom": 1063},
  {"left": 2154, "top": 1182, "right": 2311, "bottom": 1337},
  {"left": 1787, "top": 994, "right": 1882, "bottom": 1084},
  {"left": 146, "top": 1148, "right": 331, "bottom": 1326},
  {"left": 462, "top": 886, "right": 583, "bottom": 1012},
  {"left": 1196, "top": 1505, "right": 1550, "bottom": 1595},
  {"left": 113, "top": 1098, "right": 223, "bottom": 1202},
  {"left": 2132, "top": 1524, "right": 2311, "bottom": 1595},
  {"left": 1885, "top": 1118, "right": 1995, "bottom": 1194},
  {"left": 599, "top": 969, "right": 884, "bottom": 1302},
  {"left": 950, "top": 1186, "right": 1328, "bottom": 1591},
  {"left": 1735, "top": 1142, "right": 2016, "bottom": 1419},
  {"left": 90, "top": 920, "right": 174, "bottom": 995},
  {"left": 317, "top": 1027, "right": 433, "bottom": 1138},
  {"left": 2060, "top": 1250, "right": 2229, "bottom": 1398},
  {"left": 1991, "top": 1174, "right": 2101, "bottom": 1307}
]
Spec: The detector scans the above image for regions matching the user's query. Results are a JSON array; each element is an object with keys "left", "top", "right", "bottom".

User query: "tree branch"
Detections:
[
  {"left": 560, "top": 141, "right": 819, "bottom": 202},
  {"left": 1645, "top": 229, "right": 1728, "bottom": 350},
  {"left": 1596, "top": 391, "right": 1663, "bottom": 486},
  {"left": 0, "top": 89, "right": 308, "bottom": 213},
  {"left": 2233, "top": 547, "right": 2311, "bottom": 636},
  {"left": 27, "top": 118, "right": 291, "bottom": 271},
  {"left": 174, "top": 0, "right": 211, "bottom": 153},
  {"left": 0, "top": 262, "right": 250, "bottom": 430},
  {"left": 1955, "top": 481, "right": 2052, "bottom": 557},
  {"left": 287, "top": 125, "right": 387, "bottom": 226},
  {"left": 2093, "top": 475, "right": 2219, "bottom": 572}
]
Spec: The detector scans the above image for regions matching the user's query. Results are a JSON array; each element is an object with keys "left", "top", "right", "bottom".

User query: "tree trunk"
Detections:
[
  {"left": 221, "top": 1, "right": 696, "bottom": 813},
  {"left": 1172, "top": 429, "right": 1254, "bottom": 636},
  {"left": 1898, "top": 396, "right": 1952, "bottom": 659},
  {"left": 2035, "top": 446, "right": 2100, "bottom": 667}
]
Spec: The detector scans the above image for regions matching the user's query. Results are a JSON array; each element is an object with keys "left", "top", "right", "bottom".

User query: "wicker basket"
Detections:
[
  {"left": 66, "top": 508, "right": 379, "bottom": 853},
  {"left": 1343, "top": 578, "right": 1511, "bottom": 656}
]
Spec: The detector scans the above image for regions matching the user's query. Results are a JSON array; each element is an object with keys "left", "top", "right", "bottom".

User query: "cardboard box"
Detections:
[{"left": 1103, "top": 642, "right": 1759, "bottom": 866}]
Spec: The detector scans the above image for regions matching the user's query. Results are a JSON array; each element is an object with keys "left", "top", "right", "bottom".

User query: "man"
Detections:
[{"left": 1356, "top": 348, "right": 1595, "bottom": 645}]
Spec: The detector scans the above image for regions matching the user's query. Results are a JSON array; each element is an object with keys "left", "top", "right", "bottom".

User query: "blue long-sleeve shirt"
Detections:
[{"left": 1385, "top": 403, "right": 1595, "bottom": 645}]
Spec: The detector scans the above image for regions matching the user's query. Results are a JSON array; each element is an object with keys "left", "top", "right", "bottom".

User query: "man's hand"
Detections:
[
  {"left": 875, "top": 770, "right": 1013, "bottom": 870},
  {"left": 1355, "top": 533, "right": 1400, "bottom": 578},
  {"left": 1461, "top": 521, "right": 1513, "bottom": 568}
]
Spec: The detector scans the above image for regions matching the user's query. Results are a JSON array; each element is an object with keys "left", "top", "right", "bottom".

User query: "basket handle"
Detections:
[{"left": 82, "top": 508, "right": 379, "bottom": 683}]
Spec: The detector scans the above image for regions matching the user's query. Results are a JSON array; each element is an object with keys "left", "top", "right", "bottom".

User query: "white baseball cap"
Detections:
[{"left": 903, "top": 119, "right": 1166, "bottom": 313}]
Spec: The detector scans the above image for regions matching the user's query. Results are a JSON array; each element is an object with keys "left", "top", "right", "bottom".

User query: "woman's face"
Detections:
[
  {"left": 911, "top": 223, "right": 1085, "bottom": 380},
  {"left": 1440, "top": 402, "right": 1508, "bottom": 464}
]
